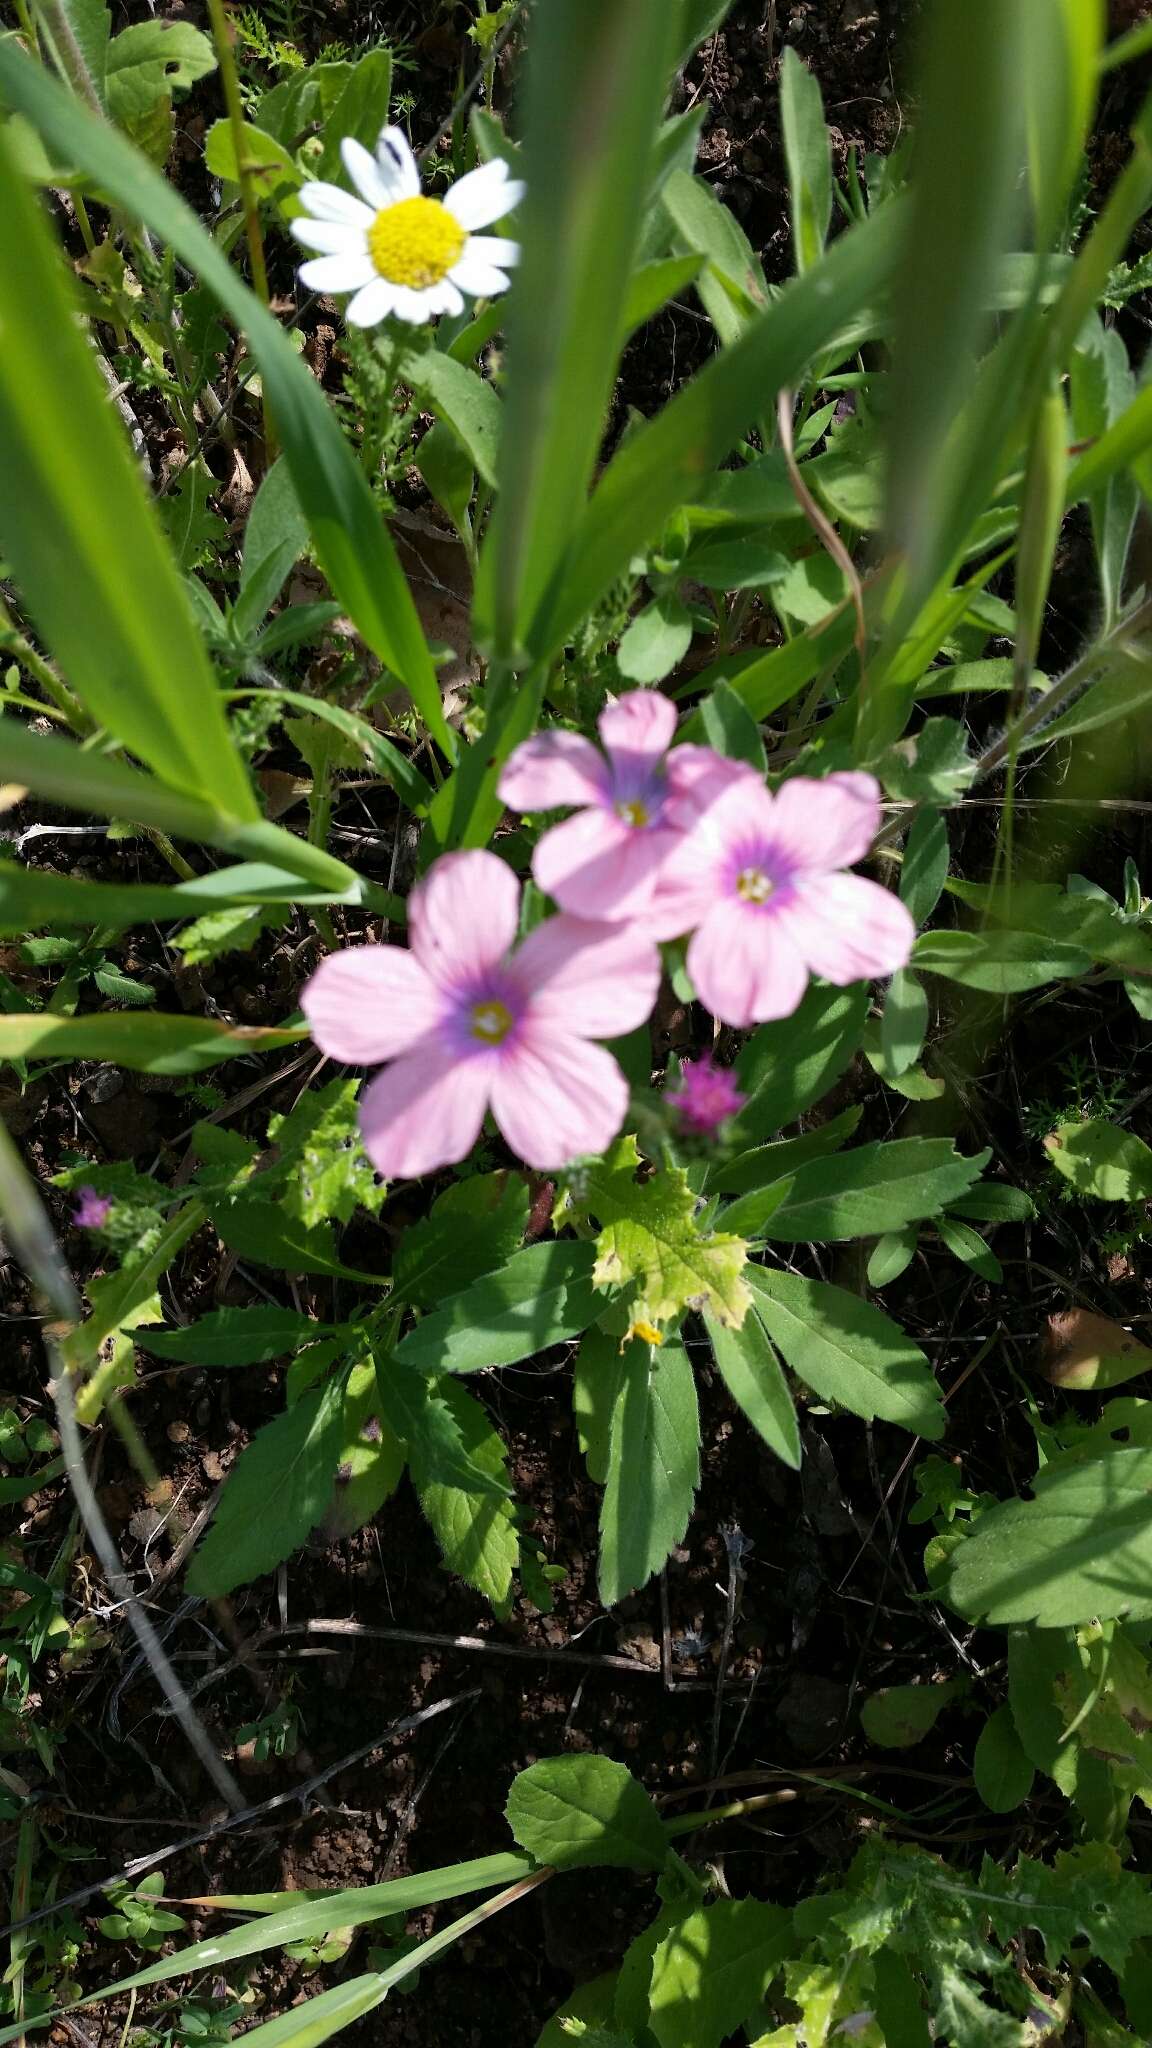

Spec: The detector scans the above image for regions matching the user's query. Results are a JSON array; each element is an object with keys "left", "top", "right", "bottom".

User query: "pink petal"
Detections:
[
  {"left": 687, "top": 900, "right": 809, "bottom": 1027},
  {"left": 408, "top": 849, "right": 521, "bottom": 992},
  {"left": 781, "top": 874, "right": 915, "bottom": 984},
  {"left": 301, "top": 945, "right": 444, "bottom": 1063},
  {"left": 771, "top": 772, "right": 882, "bottom": 873},
  {"left": 641, "top": 828, "right": 721, "bottom": 940},
  {"left": 490, "top": 1034, "right": 629, "bottom": 1169},
  {"left": 681, "top": 768, "right": 778, "bottom": 860},
  {"left": 598, "top": 690, "right": 678, "bottom": 766},
  {"left": 532, "top": 807, "right": 677, "bottom": 921},
  {"left": 665, "top": 743, "right": 759, "bottom": 810},
  {"left": 514, "top": 915, "right": 661, "bottom": 1037},
  {"left": 498, "top": 730, "right": 609, "bottom": 812},
  {"left": 359, "top": 1040, "right": 492, "bottom": 1179}
]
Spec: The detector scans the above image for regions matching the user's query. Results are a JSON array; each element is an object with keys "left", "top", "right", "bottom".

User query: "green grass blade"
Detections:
[
  {"left": 0, "top": 1013, "right": 306, "bottom": 1074},
  {"left": 780, "top": 46, "right": 832, "bottom": 274},
  {"left": 0, "top": 45, "right": 448, "bottom": 754},
  {"left": 0, "top": 722, "right": 362, "bottom": 893},
  {"left": 472, "top": 0, "right": 681, "bottom": 663},
  {"left": 0, "top": 858, "right": 358, "bottom": 934},
  {"left": 536, "top": 202, "right": 901, "bottom": 662},
  {"left": 0, "top": 127, "right": 255, "bottom": 815}
]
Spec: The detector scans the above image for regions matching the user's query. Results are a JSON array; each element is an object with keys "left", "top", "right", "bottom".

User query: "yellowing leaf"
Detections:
[{"left": 586, "top": 1136, "right": 751, "bottom": 1336}]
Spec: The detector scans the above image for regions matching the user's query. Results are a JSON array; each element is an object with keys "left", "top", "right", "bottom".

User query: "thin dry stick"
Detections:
[
  {"left": 777, "top": 386, "right": 868, "bottom": 676},
  {"left": 259, "top": 1617, "right": 665, "bottom": 1679}
]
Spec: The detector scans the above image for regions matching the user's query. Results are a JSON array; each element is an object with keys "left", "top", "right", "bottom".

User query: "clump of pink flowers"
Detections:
[
  {"left": 302, "top": 692, "right": 913, "bottom": 1181},
  {"left": 73, "top": 1187, "right": 112, "bottom": 1229}
]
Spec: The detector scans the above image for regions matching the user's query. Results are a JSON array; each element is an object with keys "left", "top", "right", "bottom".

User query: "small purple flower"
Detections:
[
  {"left": 667, "top": 1055, "right": 745, "bottom": 1137},
  {"left": 73, "top": 1187, "right": 112, "bottom": 1229}
]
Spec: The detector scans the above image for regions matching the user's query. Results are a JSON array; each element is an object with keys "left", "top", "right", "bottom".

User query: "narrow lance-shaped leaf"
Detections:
[
  {"left": 474, "top": 0, "right": 681, "bottom": 662},
  {"left": 0, "top": 125, "right": 255, "bottom": 814},
  {"left": 0, "top": 46, "right": 448, "bottom": 752}
]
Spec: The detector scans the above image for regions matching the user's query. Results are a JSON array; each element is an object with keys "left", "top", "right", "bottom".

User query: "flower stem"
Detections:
[{"left": 34, "top": 0, "right": 104, "bottom": 117}]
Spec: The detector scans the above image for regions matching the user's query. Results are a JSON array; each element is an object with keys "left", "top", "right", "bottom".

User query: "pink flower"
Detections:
[
  {"left": 668, "top": 1055, "right": 745, "bottom": 1137},
  {"left": 498, "top": 691, "right": 748, "bottom": 927},
  {"left": 652, "top": 771, "right": 914, "bottom": 1028},
  {"left": 301, "top": 850, "right": 661, "bottom": 1180},
  {"left": 73, "top": 1187, "right": 112, "bottom": 1229}
]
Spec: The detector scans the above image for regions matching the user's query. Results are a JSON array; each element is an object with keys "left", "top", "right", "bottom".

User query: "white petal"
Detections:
[
  {"left": 463, "top": 234, "right": 520, "bottom": 269},
  {"left": 345, "top": 277, "right": 397, "bottom": 328},
  {"left": 374, "top": 124, "right": 421, "bottom": 200},
  {"left": 298, "top": 251, "right": 378, "bottom": 292},
  {"left": 297, "top": 181, "right": 375, "bottom": 227},
  {"left": 449, "top": 254, "right": 511, "bottom": 299},
  {"left": 436, "top": 279, "right": 464, "bottom": 317},
  {"left": 341, "top": 136, "right": 390, "bottom": 209},
  {"left": 444, "top": 159, "right": 526, "bottom": 230},
  {"left": 388, "top": 283, "right": 438, "bottom": 325},
  {"left": 290, "top": 217, "right": 367, "bottom": 254}
]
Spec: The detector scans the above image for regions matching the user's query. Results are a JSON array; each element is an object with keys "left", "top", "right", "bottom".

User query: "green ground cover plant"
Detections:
[{"left": 5, "top": 0, "right": 1152, "bottom": 2041}]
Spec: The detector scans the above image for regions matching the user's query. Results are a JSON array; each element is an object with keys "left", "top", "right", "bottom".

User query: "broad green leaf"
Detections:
[
  {"left": 585, "top": 1136, "right": 751, "bottom": 1335},
  {"left": 697, "top": 675, "right": 767, "bottom": 772},
  {"left": 947, "top": 1448, "right": 1152, "bottom": 1625},
  {"left": 1044, "top": 1118, "right": 1152, "bottom": 1201},
  {"left": 211, "top": 1202, "right": 378, "bottom": 1284},
  {"left": 730, "top": 1140, "right": 989, "bottom": 1242},
  {"left": 0, "top": 858, "right": 350, "bottom": 936},
  {"left": 711, "top": 1106, "right": 862, "bottom": 1199},
  {"left": 1008, "top": 1627, "right": 1120, "bottom": 1832},
  {"left": 0, "top": 128, "right": 253, "bottom": 815},
  {"left": 616, "top": 599, "right": 694, "bottom": 684},
  {"left": 704, "top": 1307, "right": 800, "bottom": 1469},
  {"left": 622, "top": 254, "right": 705, "bottom": 338},
  {"left": 373, "top": 1354, "right": 512, "bottom": 1502},
  {"left": 900, "top": 808, "right": 949, "bottom": 925},
  {"left": 418, "top": 417, "right": 475, "bottom": 533},
  {"left": 660, "top": 167, "right": 766, "bottom": 342},
  {"left": 973, "top": 1703, "right": 1034, "bottom": 1814},
  {"left": 417, "top": 1379, "right": 519, "bottom": 1606},
  {"left": 0, "top": 1011, "right": 305, "bottom": 1074},
  {"left": 61, "top": 0, "right": 111, "bottom": 104},
  {"left": 861, "top": 1682, "right": 954, "bottom": 1749},
  {"left": 948, "top": 1183, "right": 1034, "bottom": 1224},
  {"left": 234, "top": 457, "right": 310, "bottom": 637},
  {"left": 780, "top": 48, "right": 831, "bottom": 275},
  {"left": 394, "top": 1240, "right": 600, "bottom": 1375},
  {"left": 505, "top": 1754, "right": 666, "bottom": 1872},
  {"left": 105, "top": 21, "right": 215, "bottom": 133},
  {"left": 204, "top": 118, "right": 298, "bottom": 202},
  {"left": 572, "top": 1321, "right": 628, "bottom": 1486},
  {"left": 747, "top": 1268, "right": 945, "bottom": 1439},
  {"left": 914, "top": 927, "right": 1094, "bottom": 993},
  {"left": 393, "top": 1173, "right": 529, "bottom": 1307},
  {"left": 867, "top": 1228, "right": 918, "bottom": 1288},
  {"left": 132, "top": 1306, "right": 327, "bottom": 1366},
  {"left": 403, "top": 349, "right": 500, "bottom": 489},
  {"left": 0, "top": 48, "right": 447, "bottom": 750},
  {"left": 536, "top": 201, "right": 902, "bottom": 662},
  {"left": 268, "top": 1079, "right": 386, "bottom": 1230},
  {"left": 316, "top": 46, "right": 393, "bottom": 180},
  {"left": 881, "top": 969, "right": 929, "bottom": 1078},
  {"left": 879, "top": 718, "right": 973, "bottom": 803},
  {"left": 0, "top": 722, "right": 357, "bottom": 897},
  {"left": 936, "top": 1215, "right": 1002, "bottom": 1284},
  {"left": 324, "top": 1358, "right": 405, "bottom": 1540},
  {"left": 475, "top": 0, "right": 679, "bottom": 661},
  {"left": 187, "top": 1379, "right": 346, "bottom": 1596},
  {"left": 648, "top": 1898, "right": 791, "bottom": 2048},
  {"left": 599, "top": 1334, "right": 699, "bottom": 1605},
  {"left": 732, "top": 982, "right": 868, "bottom": 1144}
]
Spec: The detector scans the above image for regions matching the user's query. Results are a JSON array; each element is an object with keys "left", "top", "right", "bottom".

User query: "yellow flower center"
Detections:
[
  {"left": 470, "top": 999, "right": 513, "bottom": 1045},
  {"left": 367, "top": 196, "right": 466, "bottom": 287},
  {"left": 616, "top": 798, "right": 650, "bottom": 829},
  {"left": 736, "top": 866, "right": 774, "bottom": 904}
]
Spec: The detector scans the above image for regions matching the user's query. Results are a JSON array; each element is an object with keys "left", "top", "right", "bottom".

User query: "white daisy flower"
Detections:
[{"left": 291, "top": 125, "right": 525, "bottom": 329}]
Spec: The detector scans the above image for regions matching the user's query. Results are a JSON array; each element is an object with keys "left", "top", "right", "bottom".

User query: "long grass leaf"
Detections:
[
  {"left": 0, "top": 127, "right": 254, "bottom": 814},
  {"left": 0, "top": 46, "right": 448, "bottom": 753}
]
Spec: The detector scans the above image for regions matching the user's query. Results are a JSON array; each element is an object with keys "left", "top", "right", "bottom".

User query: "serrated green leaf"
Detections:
[
  {"left": 172, "top": 905, "right": 281, "bottom": 967},
  {"left": 572, "top": 1322, "right": 627, "bottom": 1487},
  {"left": 649, "top": 1898, "right": 791, "bottom": 2048},
  {"left": 732, "top": 983, "right": 868, "bottom": 1144},
  {"left": 703, "top": 1307, "right": 800, "bottom": 1469},
  {"left": 586, "top": 1135, "right": 751, "bottom": 1336},
  {"left": 973, "top": 1704, "right": 1034, "bottom": 1813},
  {"left": 395, "top": 1240, "right": 600, "bottom": 1375},
  {"left": 416, "top": 1379, "right": 518, "bottom": 1606},
  {"left": 187, "top": 1379, "right": 346, "bottom": 1596},
  {"left": 506, "top": 1754, "right": 666, "bottom": 1872},
  {"left": 747, "top": 1268, "right": 945, "bottom": 1439},
  {"left": 599, "top": 1335, "right": 699, "bottom": 1605},
  {"left": 132, "top": 1306, "right": 328, "bottom": 1366},
  {"left": 268, "top": 1079, "right": 386, "bottom": 1229},
  {"left": 900, "top": 808, "right": 949, "bottom": 926},
  {"left": 373, "top": 1353, "right": 511, "bottom": 1503},
  {"left": 319, "top": 1358, "right": 405, "bottom": 1541},
  {"left": 211, "top": 1200, "right": 378, "bottom": 1284},
  {"left": 1044, "top": 1118, "right": 1152, "bottom": 1202},
  {"left": 617, "top": 600, "right": 694, "bottom": 685},
  {"left": 733, "top": 1140, "right": 989, "bottom": 1243},
  {"left": 393, "top": 1173, "right": 529, "bottom": 1308},
  {"left": 948, "top": 1448, "right": 1152, "bottom": 1625},
  {"left": 711, "top": 1106, "right": 862, "bottom": 1200}
]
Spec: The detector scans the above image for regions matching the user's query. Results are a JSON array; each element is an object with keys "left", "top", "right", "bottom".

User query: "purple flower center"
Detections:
[
  {"left": 606, "top": 753, "right": 667, "bottom": 833},
  {"left": 725, "top": 840, "right": 794, "bottom": 909},
  {"left": 446, "top": 969, "right": 524, "bottom": 1056}
]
